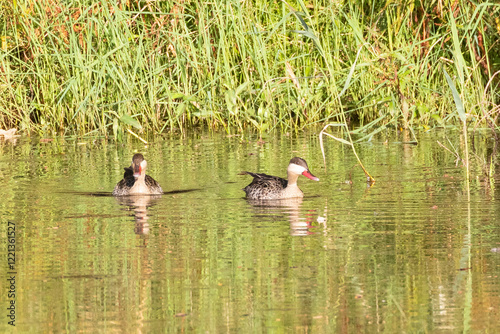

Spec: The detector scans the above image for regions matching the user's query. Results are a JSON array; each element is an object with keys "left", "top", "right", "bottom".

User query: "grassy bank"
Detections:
[{"left": 1, "top": 0, "right": 499, "bottom": 137}]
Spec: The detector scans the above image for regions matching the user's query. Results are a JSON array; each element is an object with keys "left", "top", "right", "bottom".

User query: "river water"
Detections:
[{"left": 0, "top": 129, "right": 499, "bottom": 333}]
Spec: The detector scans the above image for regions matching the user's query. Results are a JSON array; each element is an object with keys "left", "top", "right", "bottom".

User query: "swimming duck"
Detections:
[
  {"left": 112, "top": 153, "right": 163, "bottom": 196},
  {"left": 241, "top": 157, "right": 319, "bottom": 200}
]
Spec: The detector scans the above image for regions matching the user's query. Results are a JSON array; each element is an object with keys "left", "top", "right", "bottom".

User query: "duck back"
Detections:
[
  {"left": 242, "top": 172, "right": 288, "bottom": 200},
  {"left": 112, "top": 174, "right": 163, "bottom": 196}
]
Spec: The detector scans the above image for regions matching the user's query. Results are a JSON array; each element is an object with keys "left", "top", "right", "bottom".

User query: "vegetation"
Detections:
[{"left": 1, "top": 0, "right": 499, "bottom": 138}]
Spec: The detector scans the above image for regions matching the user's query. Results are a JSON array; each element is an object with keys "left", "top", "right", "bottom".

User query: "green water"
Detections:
[{"left": 1, "top": 130, "right": 500, "bottom": 333}]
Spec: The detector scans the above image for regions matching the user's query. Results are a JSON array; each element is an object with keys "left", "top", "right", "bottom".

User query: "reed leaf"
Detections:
[{"left": 443, "top": 69, "right": 466, "bottom": 123}]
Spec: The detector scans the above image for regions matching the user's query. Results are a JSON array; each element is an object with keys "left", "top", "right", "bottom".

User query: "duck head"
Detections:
[
  {"left": 287, "top": 157, "right": 319, "bottom": 181},
  {"left": 131, "top": 153, "right": 147, "bottom": 179}
]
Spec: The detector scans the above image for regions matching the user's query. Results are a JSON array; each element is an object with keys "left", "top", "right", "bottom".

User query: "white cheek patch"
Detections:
[{"left": 288, "top": 163, "right": 307, "bottom": 175}]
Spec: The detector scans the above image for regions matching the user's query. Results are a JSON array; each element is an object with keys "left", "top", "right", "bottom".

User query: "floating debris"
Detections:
[{"left": 0, "top": 128, "right": 18, "bottom": 140}]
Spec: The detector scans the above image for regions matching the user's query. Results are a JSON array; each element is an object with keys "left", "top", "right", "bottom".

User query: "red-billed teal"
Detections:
[
  {"left": 113, "top": 153, "right": 163, "bottom": 196},
  {"left": 241, "top": 157, "right": 319, "bottom": 200}
]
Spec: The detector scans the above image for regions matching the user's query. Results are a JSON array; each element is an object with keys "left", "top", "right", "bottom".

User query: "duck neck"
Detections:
[
  {"left": 135, "top": 172, "right": 146, "bottom": 185},
  {"left": 287, "top": 170, "right": 299, "bottom": 187}
]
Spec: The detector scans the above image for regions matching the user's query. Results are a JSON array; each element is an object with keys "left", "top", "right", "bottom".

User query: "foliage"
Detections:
[{"left": 0, "top": 0, "right": 499, "bottom": 137}]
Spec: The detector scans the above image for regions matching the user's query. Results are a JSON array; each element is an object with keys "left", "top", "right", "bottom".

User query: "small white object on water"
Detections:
[{"left": 0, "top": 128, "right": 17, "bottom": 140}]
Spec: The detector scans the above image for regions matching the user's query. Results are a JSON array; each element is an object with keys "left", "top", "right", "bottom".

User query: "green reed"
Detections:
[{"left": 0, "top": 0, "right": 499, "bottom": 137}]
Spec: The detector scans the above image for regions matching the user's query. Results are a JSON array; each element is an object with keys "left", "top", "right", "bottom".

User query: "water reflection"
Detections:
[
  {"left": 113, "top": 189, "right": 201, "bottom": 234},
  {"left": 114, "top": 195, "right": 162, "bottom": 235},
  {"left": 246, "top": 197, "right": 319, "bottom": 236},
  {"left": 3, "top": 131, "right": 500, "bottom": 333}
]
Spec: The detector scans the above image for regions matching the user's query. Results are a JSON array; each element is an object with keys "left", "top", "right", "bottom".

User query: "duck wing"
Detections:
[
  {"left": 123, "top": 166, "right": 134, "bottom": 178},
  {"left": 145, "top": 175, "right": 164, "bottom": 194},
  {"left": 112, "top": 175, "right": 136, "bottom": 196},
  {"left": 113, "top": 174, "right": 163, "bottom": 196},
  {"left": 241, "top": 171, "right": 288, "bottom": 199},
  {"left": 243, "top": 172, "right": 288, "bottom": 187}
]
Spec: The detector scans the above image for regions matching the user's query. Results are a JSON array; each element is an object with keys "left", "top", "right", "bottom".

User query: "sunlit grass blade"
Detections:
[
  {"left": 449, "top": 8, "right": 466, "bottom": 84},
  {"left": 443, "top": 69, "right": 466, "bottom": 123},
  {"left": 340, "top": 46, "right": 365, "bottom": 98}
]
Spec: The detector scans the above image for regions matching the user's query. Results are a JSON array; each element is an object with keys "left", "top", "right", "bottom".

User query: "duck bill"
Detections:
[
  {"left": 302, "top": 170, "right": 319, "bottom": 181},
  {"left": 133, "top": 164, "right": 141, "bottom": 178}
]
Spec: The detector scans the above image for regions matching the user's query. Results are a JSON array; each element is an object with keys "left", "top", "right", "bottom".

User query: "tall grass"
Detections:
[{"left": 0, "top": 0, "right": 499, "bottom": 137}]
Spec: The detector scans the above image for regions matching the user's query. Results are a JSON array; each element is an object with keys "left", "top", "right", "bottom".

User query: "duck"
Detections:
[
  {"left": 112, "top": 153, "right": 163, "bottom": 196},
  {"left": 241, "top": 157, "right": 319, "bottom": 200}
]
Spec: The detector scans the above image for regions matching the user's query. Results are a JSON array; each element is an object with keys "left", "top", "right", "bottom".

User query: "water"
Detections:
[{"left": 1, "top": 130, "right": 500, "bottom": 333}]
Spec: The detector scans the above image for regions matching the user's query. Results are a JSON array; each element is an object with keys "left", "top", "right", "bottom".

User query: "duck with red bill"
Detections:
[
  {"left": 240, "top": 157, "right": 319, "bottom": 200},
  {"left": 113, "top": 153, "right": 163, "bottom": 196}
]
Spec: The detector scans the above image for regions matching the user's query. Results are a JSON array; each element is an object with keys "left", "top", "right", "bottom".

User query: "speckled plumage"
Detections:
[
  {"left": 242, "top": 172, "right": 289, "bottom": 200},
  {"left": 112, "top": 174, "right": 163, "bottom": 196},
  {"left": 242, "top": 157, "right": 318, "bottom": 200},
  {"left": 112, "top": 154, "right": 163, "bottom": 196}
]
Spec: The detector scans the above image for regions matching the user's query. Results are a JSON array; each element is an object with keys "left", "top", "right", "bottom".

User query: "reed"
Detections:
[{"left": 0, "top": 0, "right": 499, "bottom": 137}]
